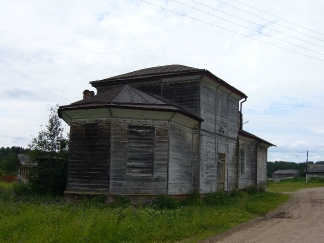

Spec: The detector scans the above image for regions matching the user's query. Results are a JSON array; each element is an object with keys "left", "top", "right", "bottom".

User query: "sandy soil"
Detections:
[{"left": 201, "top": 187, "right": 324, "bottom": 243}]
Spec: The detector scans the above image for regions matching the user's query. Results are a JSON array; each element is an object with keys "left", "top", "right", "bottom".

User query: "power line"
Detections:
[
  {"left": 246, "top": 114, "right": 324, "bottom": 118},
  {"left": 231, "top": 0, "right": 324, "bottom": 36},
  {"left": 211, "top": 0, "right": 324, "bottom": 43},
  {"left": 252, "top": 122, "right": 324, "bottom": 124},
  {"left": 180, "top": 0, "right": 324, "bottom": 49},
  {"left": 170, "top": 0, "right": 324, "bottom": 56},
  {"left": 139, "top": 0, "right": 324, "bottom": 63}
]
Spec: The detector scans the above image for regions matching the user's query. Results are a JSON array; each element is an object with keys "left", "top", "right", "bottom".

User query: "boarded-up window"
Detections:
[
  {"left": 127, "top": 125, "right": 155, "bottom": 176},
  {"left": 240, "top": 148, "right": 245, "bottom": 177}
]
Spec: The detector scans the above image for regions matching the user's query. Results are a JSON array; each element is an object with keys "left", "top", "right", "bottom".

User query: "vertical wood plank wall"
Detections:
[
  {"left": 168, "top": 123, "right": 196, "bottom": 194},
  {"left": 200, "top": 81, "right": 240, "bottom": 192},
  {"left": 110, "top": 119, "right": 168, "bottom": 195},
  {"left": 257, "top": 146, "right": 267, "bottom": 187},
  {"left": 68, "top": 122, "right": 110, "bottom": 193},
  {"left": 238, "top": 141, "right": 256, "bottom": 189}
]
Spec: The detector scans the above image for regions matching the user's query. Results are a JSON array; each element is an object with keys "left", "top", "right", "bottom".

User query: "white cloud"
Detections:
[
  {"left": 291, "top": 140, "right": 308, "bottom": 148},
  {"left": 0, "top": 0, "right": 323, "bottom": 161}
]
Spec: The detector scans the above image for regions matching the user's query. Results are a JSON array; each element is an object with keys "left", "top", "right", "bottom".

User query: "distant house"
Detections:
[
  {"left": 273, "top": 169, "right": 300, "bottom": 182},
  {"left": 305, "top": 165, "right": 324, "bottom": 180},
  {"left": 17, "top": 154, "right": 36, "bottom": 183},
  {"left": 58, "top": 64, "right": 275, "bottom": 202}
]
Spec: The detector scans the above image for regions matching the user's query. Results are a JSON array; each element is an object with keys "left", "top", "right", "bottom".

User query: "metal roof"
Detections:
[
  {"left": 17, "top": 154, "right": 29, "bottom": 165},
  {"left": 306, "top": 165, "right": 324, "bottom": 173},
  {"left": 239, "top": 130, "right": 275, "bottom": 147},
  {"left": 273, "top": 170, "right": 299, "bottom": 175},
  {"left": 59, "top": 85, "right": 203, "bottom": 122},
  {"left": 90, "top": 64, "right": 247, "bottom": 99},
  {"left": 100, "top": 64, "right": 201, "bottom": 80},
  {"left": 71, "top": 85, "right": 166, "bottom": 106}
]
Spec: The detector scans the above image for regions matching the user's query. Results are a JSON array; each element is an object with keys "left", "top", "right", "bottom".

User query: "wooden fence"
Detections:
[{"left": 0, "top": 176, "right": 18, "bottom": 182}]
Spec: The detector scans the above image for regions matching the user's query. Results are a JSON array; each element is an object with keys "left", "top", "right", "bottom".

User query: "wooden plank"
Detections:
[{"left": 67, "top": 122, "right": 110, "bottom": 193}]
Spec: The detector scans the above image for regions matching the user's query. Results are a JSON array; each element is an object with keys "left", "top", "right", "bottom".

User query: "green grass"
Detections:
[
  {"left": 0, "top": 182, "right": 289, "bottom": 243},
  {"left": 267, "top": 177, "right": 324, "bottom": 193}
]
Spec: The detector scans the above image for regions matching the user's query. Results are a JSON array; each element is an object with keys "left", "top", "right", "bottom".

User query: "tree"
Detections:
[
  {"left": 29, "top": 105, "right": 68, "bottom": 153},
  {"left": 0, "top": 147, "right": 27, "bottom": 176},
  {"left": 28, "top": 105, "right": 69, "bottom": 195}
]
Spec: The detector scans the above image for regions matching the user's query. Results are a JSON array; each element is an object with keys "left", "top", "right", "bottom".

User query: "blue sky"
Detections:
[{"left": 0, "top": 0, "right": 323, "bottom": 162}]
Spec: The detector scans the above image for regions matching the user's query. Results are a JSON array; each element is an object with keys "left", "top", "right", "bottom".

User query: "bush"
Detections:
[
  {"left": 244, "top": 186, "right": 265, "bottom": 195},
  {"left": 308, "top": 177, "right": 324, "bottom": 183},
  {"left": 111, "top": 195, "right": 131, "bottom": 208},
  {"left": 151, "top": 195, "right": 180, "bottom": 209},
  {"left": 28, "top": 105, "right": 69, "bottom": 196},
  {"left": 12, "top": 182, "right": 37, "bottom": 196},
  {"left": 229, "top": 189, "right": 245, "bottom": 198},
  {"left": 203, "top": 191, "right": 235, "bottom": 206},
  {"left": 28, "top": 156, "right": 68, "bottom": 195},
  {"left": 181, "top": 190, "right": 202, "bottom": 206}
]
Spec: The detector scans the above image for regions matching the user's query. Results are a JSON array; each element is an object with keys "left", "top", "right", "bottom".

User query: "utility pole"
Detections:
[{"left": 305, "top": 150, "right": 308, "bottom": 184}]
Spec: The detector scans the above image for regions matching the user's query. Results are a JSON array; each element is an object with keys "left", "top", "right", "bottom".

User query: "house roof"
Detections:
[
  {"left": 90, "top": 64, "right": 247, "bottom": 99},
  {"left": 306, "top": 165, "right": 324, "bottom": 173},
  {"left": 17, "top": 154, "right": 29, "bottom": 165},
  {"left": 17, "top": 154, "right": 36, "bottom": 166},
  {"left": 58, "top": 85, "right": 203, "bottom": 122},
  {"left": 99, "top": 64, "right": 201, "bottom": 80},
  {"left": 239, "top": 130, "right": 275, "bottom": 147},
  {"left": 273, "top": 170, "right": 299, "bottom": 175}
]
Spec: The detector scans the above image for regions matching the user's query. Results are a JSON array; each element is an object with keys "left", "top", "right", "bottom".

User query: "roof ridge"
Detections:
[{"left": 91, "top": 64, "right": 202, "bottom": 83}]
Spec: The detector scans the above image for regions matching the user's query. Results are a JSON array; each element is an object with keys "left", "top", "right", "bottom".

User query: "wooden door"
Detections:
[{"left": 217, "top": 153, "right": 225, "bottom": 190}]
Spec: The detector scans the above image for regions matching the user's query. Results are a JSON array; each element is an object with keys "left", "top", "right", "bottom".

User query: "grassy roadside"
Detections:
[
  {"left": 267, "top": 177, "right": 324, "bottom": 193},
  {"left": 0, "top": 182, "right": 288, "bottom": 243}
]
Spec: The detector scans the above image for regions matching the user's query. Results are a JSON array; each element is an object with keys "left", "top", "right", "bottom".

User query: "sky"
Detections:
[{"left": 0, "top": 0, "right": 323, "bottom": 162}]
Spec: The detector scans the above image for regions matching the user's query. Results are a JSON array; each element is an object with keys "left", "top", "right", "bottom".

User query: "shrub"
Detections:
[
  {"left": 12, "top": 182, "right": 36, "bottom": 196},
  {"left": 308, "top": 177, "right": 324, "bottom": 183},
  {"left": 229, "top": 189, "right": 245, "bottom": 198},
  {"left": 151, "top": 195, "right": 180, "bottom": 209},
  {"left": 181, "top": 190, "right": 202, "bottom": 206},
  {"left": 203, "top": 191, "right": 235, "bottom": 206},
  {"left": 111, "top": 195, "right": 131, "bottom": 208},
  {"left": 244, "top": 186, "right": 265, "bottom": 195}
]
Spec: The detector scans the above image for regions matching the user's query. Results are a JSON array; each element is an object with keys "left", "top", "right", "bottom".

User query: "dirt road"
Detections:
[{"left": 201, "top": 187, "right": 324, "bottom": 243}]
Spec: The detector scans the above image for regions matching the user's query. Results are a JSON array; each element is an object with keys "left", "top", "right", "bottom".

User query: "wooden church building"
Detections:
[{"left": 58, "top": 65, "right": 274, "bottom": 201}]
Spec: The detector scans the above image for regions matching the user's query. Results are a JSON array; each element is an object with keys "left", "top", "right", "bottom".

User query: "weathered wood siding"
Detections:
[
  {"left": 110, "top": 119, "right": 168, "bottom": 195},
  {"left": 127, "top": 125, "right": 155, "bottom": 176},
  {"left": 238, "top": 141, "right": 256, "bottom": 189},
  {"left": 192, "top": 132, "right": 200, "bottom": 190},
  {"left": 168, "top": 123, "right": 196, "bottom": 194},
  {"left": 226, "top": 140, "right": 239, "bottom": 191},
  {"left": 162, "top": 81, "right": 199, "bottom": 115},
  {"left": 132, "top": 82, "right": 162, "bottom": 99},
  {"left": 199, "top": 132, "right": 217, "bottom": 193},
  {"left": 257, "top": 146, "right": 267, "bottom": 188},
  {"left": 95, "top": 79, "right": 200, "bottom": 116},
  {"left": 67, "top": 122, "right": 110, "bottom": 193},
  {"left": 199, "top": 81, "right": 240, "bottom": 192}
]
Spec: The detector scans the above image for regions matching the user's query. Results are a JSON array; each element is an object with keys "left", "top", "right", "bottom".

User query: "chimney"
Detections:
[{"left": 83, "top": 90, "right": 95, "bottom": 99}]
